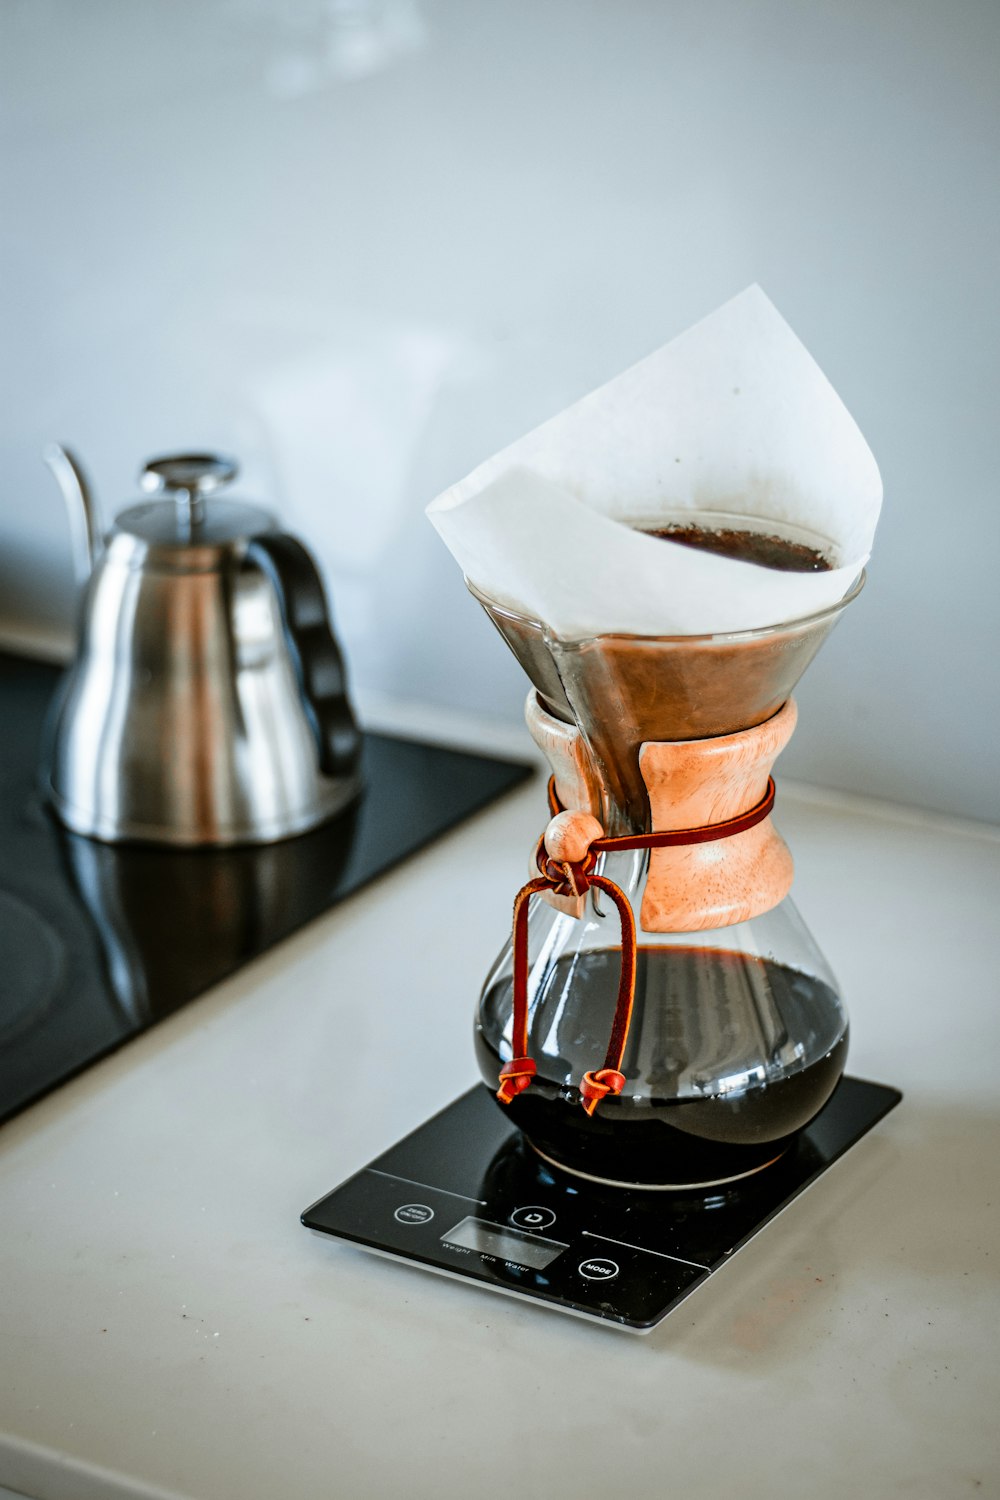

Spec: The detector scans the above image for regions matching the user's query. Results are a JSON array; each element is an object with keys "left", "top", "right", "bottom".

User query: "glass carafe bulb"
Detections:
[{"left": 475, "top": 850, "right": 848, "bottom": 1189}]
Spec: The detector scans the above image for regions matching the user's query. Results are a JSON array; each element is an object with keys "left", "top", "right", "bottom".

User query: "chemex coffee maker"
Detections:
[
  {"left": 303, "top": 290, "right": 900, "bottom": 1331},
  {"left": 471, "top": 576, "right": 863, "bottom": 1190}
]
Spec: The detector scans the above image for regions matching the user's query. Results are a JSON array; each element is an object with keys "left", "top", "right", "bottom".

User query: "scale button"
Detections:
[
  {"left": 510, "top": 1205, "right": 556, "bottom": 1231},
  {"left": 394, "top": 1203, "right": 434, "bottom": 1225},
  {"left": 578, "top": 1257, "right": 620, "bottom": 1282}
]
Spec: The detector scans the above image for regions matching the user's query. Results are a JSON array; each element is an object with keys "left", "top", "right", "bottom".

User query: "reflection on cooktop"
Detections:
[{"left": 0, "top": 653, "right": 533, "bottom": 1125}]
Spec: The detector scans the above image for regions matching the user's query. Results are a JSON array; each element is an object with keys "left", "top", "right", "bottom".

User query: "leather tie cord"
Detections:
[{"left": 497, "top": 775, "right": 777, "bottom": 1117}]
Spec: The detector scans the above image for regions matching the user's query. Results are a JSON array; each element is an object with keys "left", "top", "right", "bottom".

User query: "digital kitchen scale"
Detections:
[{"left": 302, "top": 1075, "right": 901, "bottom": 1332}]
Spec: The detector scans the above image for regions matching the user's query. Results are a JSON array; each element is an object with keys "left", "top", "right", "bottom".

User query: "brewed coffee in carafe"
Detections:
[{"left": 470, "top": 579, "right": 863, "bottom": 1189}]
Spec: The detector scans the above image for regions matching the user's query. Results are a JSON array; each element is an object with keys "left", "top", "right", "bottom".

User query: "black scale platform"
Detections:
[{"left": 303, "top": 1076, "right": 901, "bottom": 1332}]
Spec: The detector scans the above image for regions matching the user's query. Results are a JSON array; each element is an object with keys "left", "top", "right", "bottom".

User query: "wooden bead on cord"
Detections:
[{"left": 543, "top": 810, "right": 605, "bottom": 865}]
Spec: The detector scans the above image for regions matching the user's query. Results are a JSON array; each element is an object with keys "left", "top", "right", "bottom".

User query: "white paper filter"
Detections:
[{"left": 426, "top": 287, "right": 881, "bottom": 638}]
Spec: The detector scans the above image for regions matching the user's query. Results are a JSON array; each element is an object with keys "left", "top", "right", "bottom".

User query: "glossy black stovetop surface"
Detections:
[{"left": 0, "top": 652, "right": 533, "bottom": 1126}]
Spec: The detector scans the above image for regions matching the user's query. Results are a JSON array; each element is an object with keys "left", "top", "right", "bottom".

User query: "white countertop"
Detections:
[{"left": 1, "top": 772, "right": 998, "bottom": 1500}]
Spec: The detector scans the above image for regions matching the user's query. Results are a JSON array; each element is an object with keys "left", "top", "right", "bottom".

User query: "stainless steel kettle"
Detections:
[{"left": 43, "top": 448, "right": 362, "bottom": 846}]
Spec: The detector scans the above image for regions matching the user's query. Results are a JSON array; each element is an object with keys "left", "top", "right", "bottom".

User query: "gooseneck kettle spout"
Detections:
[{"left": 42, "top": 443, "right": 103, "bottom": 584}]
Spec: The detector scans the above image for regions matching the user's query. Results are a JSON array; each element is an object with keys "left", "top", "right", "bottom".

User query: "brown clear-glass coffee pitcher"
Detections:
[{"left": 472, "top": 576, "right": 864, "bottom": 1189}]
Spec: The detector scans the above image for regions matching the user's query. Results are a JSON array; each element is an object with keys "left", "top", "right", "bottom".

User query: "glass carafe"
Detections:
[{"left": 472, "top": 581, "right": 863, "bottom": 1189}]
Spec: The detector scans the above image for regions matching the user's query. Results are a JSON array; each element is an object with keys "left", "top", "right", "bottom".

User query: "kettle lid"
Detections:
[{"left": 114, "top": 453, "right": 274, "bottom": 549}]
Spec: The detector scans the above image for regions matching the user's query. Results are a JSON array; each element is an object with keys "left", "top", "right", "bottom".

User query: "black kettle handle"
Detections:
[{"left": 245, "top": 533, "right": 362, "bottom": 780}]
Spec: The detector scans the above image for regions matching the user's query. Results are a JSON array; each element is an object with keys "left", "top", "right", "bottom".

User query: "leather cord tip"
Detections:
[
  {"left": 579, "top": 1068, "right": 626, "bottom": 1115},
  {"left": 497, "top": 1057, "right": 536, "bottom": 1105}
]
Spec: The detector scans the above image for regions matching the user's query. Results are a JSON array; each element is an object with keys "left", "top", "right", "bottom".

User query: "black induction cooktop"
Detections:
[{"left": 0, "top": 652, "right": 533, "bottom": 1126}]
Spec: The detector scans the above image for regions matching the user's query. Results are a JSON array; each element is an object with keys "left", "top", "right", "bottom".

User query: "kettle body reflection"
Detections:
[
  {"left": 59, "top": 807, "right": 359, "bottom": 1027},
  {"left": 44, "top": 449, "right": 361, "bottom": 846}
]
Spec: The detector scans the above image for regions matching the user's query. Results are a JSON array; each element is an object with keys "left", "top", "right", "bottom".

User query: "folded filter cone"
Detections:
[{"left": 427, "top": 287, "right": 881, "bottom": 825}]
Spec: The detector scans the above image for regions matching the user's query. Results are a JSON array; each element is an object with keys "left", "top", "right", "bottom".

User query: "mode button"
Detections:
[{"left": 578, "top": 1257, "right": 619, "bottom": 1282}]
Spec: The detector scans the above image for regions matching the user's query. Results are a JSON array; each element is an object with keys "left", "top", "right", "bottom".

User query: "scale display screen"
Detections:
[{"left": 443, "top": 1216, "right": 568, "bottom": 1270}]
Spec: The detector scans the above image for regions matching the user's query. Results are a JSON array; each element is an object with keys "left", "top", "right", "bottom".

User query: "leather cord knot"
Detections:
[
  {"left": 497, "top": 1056, "right": 537, "bottom": 1104},
  {"left": 535, "top": 838, "right": 597, "bottom": 900},
  {"left": 579, "top": 1068, "right": 627, "bottom": 1116}
]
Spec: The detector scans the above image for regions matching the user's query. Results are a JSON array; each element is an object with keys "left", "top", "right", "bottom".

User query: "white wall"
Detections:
[{"left": 1, "top": 0, "right": 997, "bottom": 821}]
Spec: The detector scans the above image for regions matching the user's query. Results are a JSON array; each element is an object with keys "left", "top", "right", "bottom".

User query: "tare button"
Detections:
[
  {"left": 394, "top": 1204, "right": 434, "bottom": 1225},
  {"left": 509, "top": 1205, "right": 556, "bottom": 1231},
  {"left": 578, "top": 1257, "right": 620, "bottom": 1282}
]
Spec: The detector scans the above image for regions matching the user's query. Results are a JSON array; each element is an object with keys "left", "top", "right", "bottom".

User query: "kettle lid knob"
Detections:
[{"left": 139, "top": 453, "right": 238, "bottom": 528}]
